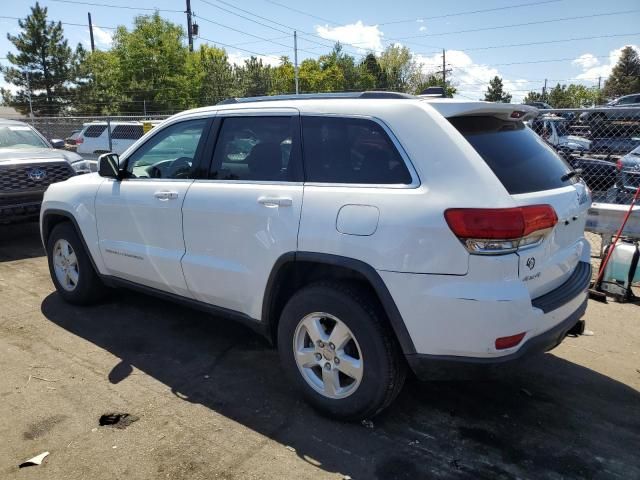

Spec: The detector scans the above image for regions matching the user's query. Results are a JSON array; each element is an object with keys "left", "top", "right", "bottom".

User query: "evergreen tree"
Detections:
[
  {"left": 484, "top": 76, "right": 512, "bottom": 103},
  {"left": 602, "top": 46, "right": 640, "bottom": 98},
  {"left": 2, "top": 2, "right": 77, "bottom": 115}
]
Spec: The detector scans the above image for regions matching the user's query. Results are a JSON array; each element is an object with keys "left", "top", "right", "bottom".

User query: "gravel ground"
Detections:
[{"left": 1, "top": 222, "right": 639, "bottom": 480}]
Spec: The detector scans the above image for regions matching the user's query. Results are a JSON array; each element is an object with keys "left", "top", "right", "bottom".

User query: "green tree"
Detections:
[
  {"left": 270, "top": 56, "right": 295, "bottom": 95},
  {"left": 2, "top": 2, "right": 78, "bottom": 115},
  {"left": 110, "top": 13, "right": 189, "bottom": 113},
  {"left": 378, "top": 45, "right": 415, "bottom": 92},
  {"left": 484, "top": 76, "right": 512, "bottom": 103},
  {"left": 359, "top": 53, "right": 387, "bottom": 90},
  {"left": 197, "top": 45, "right": 236, "bottom": 103},
  {"left": 523, "top": 91, "right": 545, "bottom": 104},
  {"left": 602, "top": 46, "right": 640, "bottom": 99},
  {"left": 236, "top": 57, "right": 272, "bottom": 97},
  {"left": 543, "top": 83, "right": 600, "bottom": 108}
]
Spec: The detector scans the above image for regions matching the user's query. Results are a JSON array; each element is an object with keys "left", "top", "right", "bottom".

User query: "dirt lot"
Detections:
[{"left": 1, "top": 223, "right": 639, "bottom": 480}]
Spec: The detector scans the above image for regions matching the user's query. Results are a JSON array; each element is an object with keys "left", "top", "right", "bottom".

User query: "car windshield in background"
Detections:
[
  {"left": 0, "top": 125, "right": 48, "bottom": 149},
  {"left": 449, "top": 116, "right": 573, "bottom": 195}
]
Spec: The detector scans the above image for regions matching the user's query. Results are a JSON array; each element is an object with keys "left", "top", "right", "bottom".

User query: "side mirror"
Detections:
[
  {"left": 98, "top": 153, "right": 121, "bottom": 179},
  {"left": 50, "top": 139, "right": 65, "bottom": 149}
]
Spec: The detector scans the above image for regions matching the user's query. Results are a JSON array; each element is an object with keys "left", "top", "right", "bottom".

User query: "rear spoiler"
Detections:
[{"left": 426, "top": 101, "right": 539, "bottom": 122}]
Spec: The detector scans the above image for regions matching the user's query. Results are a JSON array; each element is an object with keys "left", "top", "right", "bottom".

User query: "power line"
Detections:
[
  {"left": 392, "top": 9, "right": 640, "bottom": 41},
  {"left": 198, "top": 0, "right": 364, "bottom": 55},
  {"left": 262, "top": 0, "right": 338, "bottom": 26},
  {"left": 0, "top": 14, "right": 117, "bottom": 30},
  {"left": 194, "top": 13, "right": 318, "bottom": 56},
  {"left": 465, "top": 32, "right": 640, "bottom": 52},
  {"left": 197, "top": 35, "right": 278, "bottom": 58},
  {"left": 45, "top": 0, "right": 183, "bottom": 13}
]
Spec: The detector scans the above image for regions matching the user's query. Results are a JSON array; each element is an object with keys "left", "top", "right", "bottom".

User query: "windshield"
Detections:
[{"left": 0, "top": 125, "right": 48, "bottom": 149}]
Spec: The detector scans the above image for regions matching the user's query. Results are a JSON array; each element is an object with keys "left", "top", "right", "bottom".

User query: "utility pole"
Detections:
[
  {"left": 442, "top": 49, "right": 446, "bottom": 88},
  {"left": 542, "top": 78, "right": 547, "bottom": 101},
  {"left": 88, "top": 12, "right": 95, "bottom": 52},
  {"left": 25, "top": 71, "right": 34, "bottom": 123},
  {"left": 186, "top": 0, "right": 194, "bottom": 52},
  {"left": 294, "top": 31, "right": 299, "bottom": 95}
]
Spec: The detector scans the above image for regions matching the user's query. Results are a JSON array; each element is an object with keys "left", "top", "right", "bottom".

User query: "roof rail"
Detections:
[{"left": 217, "top": 91, "right": 415, "bottom": 105}]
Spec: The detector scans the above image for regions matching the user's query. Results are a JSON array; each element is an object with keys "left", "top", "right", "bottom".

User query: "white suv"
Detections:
[
  {"left": 76, "top": 121, "right": 147, "bottom": 155},
  {"left": 40, "top": 92, "right": 592, "bottom": 420}
]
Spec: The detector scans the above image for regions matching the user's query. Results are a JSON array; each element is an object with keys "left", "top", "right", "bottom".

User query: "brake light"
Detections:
[
  {"left": 444, "top": 205, "right": 557, "bottom": 254},
  {"left": 616, "top": 159, "right": 623, "bottom": 171},
  {"left": 76, "top": 135, "right": 84, "bottom": 144}
]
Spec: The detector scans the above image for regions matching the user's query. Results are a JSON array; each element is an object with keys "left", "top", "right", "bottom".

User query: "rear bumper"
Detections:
[
  {"left": 406, "top": 296, "right": 587, "bottom": 379},
  {"left": 380, "top": 259, "right": 591, "bottom": 379}
]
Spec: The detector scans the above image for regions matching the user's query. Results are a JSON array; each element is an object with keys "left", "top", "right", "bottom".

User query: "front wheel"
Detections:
[
  {"left": 46, "top": 222, "right": 105, "bottom": 305},
  {"left": 278, "top": 282, "right": 406, "bottom": 420}
]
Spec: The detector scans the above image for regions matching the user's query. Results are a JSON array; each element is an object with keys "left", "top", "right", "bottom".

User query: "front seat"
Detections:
[{"left": 246, "top": 143, "right": 283, "bottom": 181}]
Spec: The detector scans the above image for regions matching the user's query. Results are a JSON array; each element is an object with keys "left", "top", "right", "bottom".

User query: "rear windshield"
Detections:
[{"left": 449, "top": 116, "right": 573, "bottom": 194}]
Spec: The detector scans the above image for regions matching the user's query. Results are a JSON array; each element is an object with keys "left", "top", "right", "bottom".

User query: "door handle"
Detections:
[
  {"left": 154, "top": 190, "right": 179, "bottom": 200},
  {"left": 257, "top": 196, "right": 293, "bottom": 207}
]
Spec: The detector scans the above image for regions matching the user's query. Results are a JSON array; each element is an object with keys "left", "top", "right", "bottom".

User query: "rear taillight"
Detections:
[
  {"left": 76, "top": 135, "right": 84, "bottom": 144},
  {"left": 444, "top": 205, "right": 558, "bottom": 255},
  {"left": 616, "top": 159, "right": 623, "bottom": 171}
]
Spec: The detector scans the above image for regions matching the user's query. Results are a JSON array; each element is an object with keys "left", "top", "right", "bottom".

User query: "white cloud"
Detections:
[
  {"left": 315, "top": 21, "right": 384, "bottom": 53},
  {"left": 93, "top": 27, "right": 113, "bottom": 47},
  {"left": 572, "top": 53, "right": 599, "bottom": 69},
  {"left": 227, "top": 52, "right": 282, "bottom": 67},
  {"left": 414, "top": 49, "right": 528, "bottom": 102},
  {"left": 574, "top": 44, "right": 640, "bottom": 81},
  {"left": 416, "top": 19, "right": 424, "bottom": 23},
  {"left": 84, "top": 26, "right": 113, "bottom": 48},
  {"left": 419, "top": 26, "right": 427, "bottom": 32}
]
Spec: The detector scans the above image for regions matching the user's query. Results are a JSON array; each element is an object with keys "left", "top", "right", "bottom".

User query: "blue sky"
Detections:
[{"left": 1, "top": 0, "right": 639, "bottom": 102}]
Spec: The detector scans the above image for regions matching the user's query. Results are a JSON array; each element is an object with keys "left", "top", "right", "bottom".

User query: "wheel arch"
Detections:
[
  {"left": 262, "top": 252, "right": 416, "bottom": 354},
  {"left": 41, "top": 209, "right": 101, "bottom": 275}
]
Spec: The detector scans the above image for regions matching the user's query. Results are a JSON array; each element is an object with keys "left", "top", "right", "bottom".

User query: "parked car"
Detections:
[
  {"left": 0, "top": 119, "right": 93, "bottom": 224},
  {"left": 563, "top": 154, "right": 617, "bottom": 192},
  {"left": 579, "top": 93, "right": 640, "bottom": 125},
  {"left": 525, "top": 101, "right": 553, "bottom": 110},
  {"left": 76, "top": 121, "right": 146, "bottom": 155},
  {"left": 590, "top": 136, "right": 640, "bottom": 154},
  {"left": 65, "top": 129, "right": 82, "bottom": 146},
  {"left": 529, "top": 115, "right": 591, "bottom": 153},
  {"left": 616, "top": 144, "right": 640, "bottom": 197},
  {"left": 40, "top": 93, "right": 591, "bottom": 419}
]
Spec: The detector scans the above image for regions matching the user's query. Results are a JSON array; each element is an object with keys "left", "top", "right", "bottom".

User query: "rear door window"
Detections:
[
  {"left": 209, "top": 116, "right": 302, "bottom": 182},
  {"left": 449, "top": 116, "right": 573, "bottom": 194},
  {"left": 83, "top": 125, "right": 106, "bottom": 137},
  {"left": 301, "top": 116, "right": 412, "bottom": 185}
]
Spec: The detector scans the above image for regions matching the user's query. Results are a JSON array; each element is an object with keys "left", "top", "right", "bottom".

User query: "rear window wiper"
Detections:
[{"left": 561, "top": 169, "right": 582, "bottom": 182}]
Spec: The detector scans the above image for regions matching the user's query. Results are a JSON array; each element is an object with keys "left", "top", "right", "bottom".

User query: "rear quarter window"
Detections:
[{"left": 449, "top": 116, "right": 574, "bottom": 194}]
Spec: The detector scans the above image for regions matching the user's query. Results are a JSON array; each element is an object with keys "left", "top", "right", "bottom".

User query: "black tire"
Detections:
[
  {"left": 277, "top": 282, "right": 406, "bottom": 420},
  {"left": 46, "top": 222, "right": 105, "bottom": 305}
]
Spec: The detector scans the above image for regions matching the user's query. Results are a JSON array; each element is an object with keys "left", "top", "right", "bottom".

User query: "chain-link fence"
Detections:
[
  {"left": 533, "top": 106, "right": 640, "bottom": 205},
  {"left": 28, "top": 115, "right": 171, "bottom": 160}
]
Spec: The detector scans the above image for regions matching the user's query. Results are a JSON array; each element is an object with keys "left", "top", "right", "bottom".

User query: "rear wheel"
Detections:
[
  {"left": 278, "top": 282, "right": 406, "bottom": 420},
  {"left": 46, "top": 222, "right": 105, "bottom": 305}
]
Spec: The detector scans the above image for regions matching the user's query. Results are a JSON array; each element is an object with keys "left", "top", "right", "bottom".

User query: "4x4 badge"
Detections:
[{"left": 526, "top": 257, "right": 536, "bottom": 270}]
